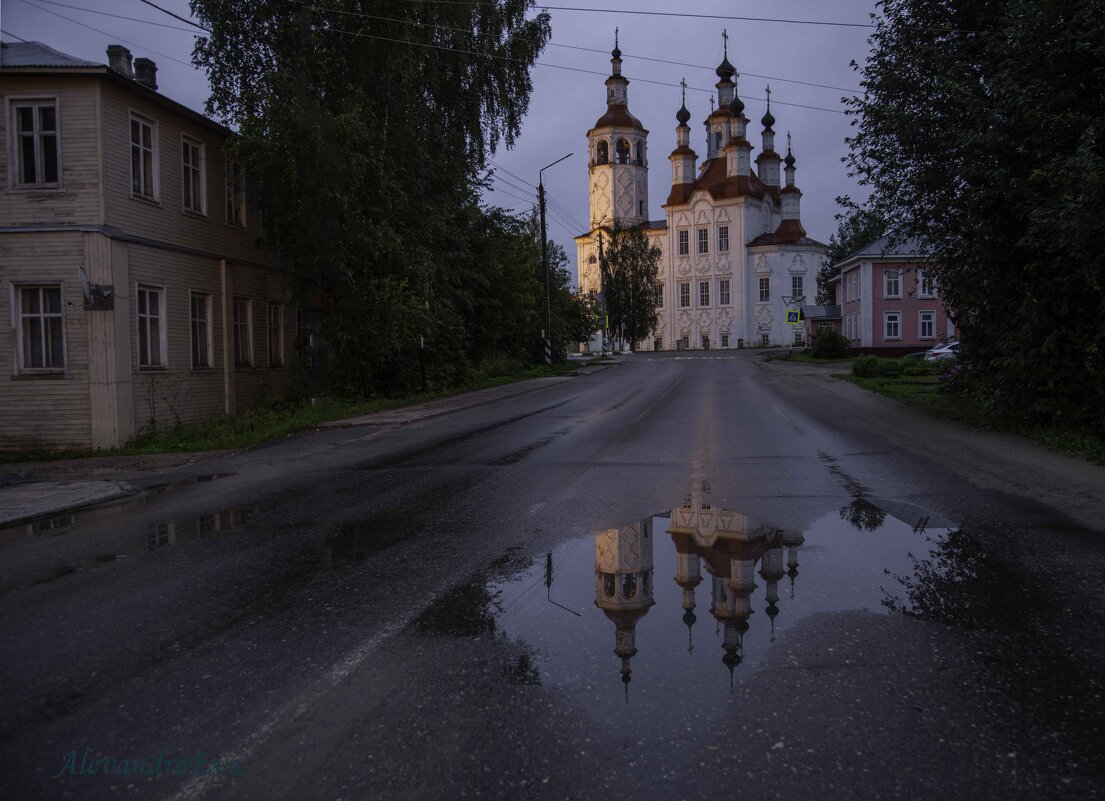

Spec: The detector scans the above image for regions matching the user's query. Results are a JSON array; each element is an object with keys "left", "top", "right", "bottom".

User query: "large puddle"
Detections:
[{"left": 419, "top": 485, "right": 956, "bottom": 726}]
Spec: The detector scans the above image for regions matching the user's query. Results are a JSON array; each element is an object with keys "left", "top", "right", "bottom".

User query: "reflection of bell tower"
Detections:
[
  {"left": 672, "top": 531, "right": 702, "bottom": 653},
  {"left": 595, "top": 519, "right": 655, "bottom": 690},
  {"left": 759, "top": 537, "right": 786, "bottom": 640},
  {"left": 783, "top": 529, "right": 805, "bottom": 599}
]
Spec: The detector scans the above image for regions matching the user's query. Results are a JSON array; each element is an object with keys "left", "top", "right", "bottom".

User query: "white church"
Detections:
[{"left": 575, "top": 35, "right": 827, "bottom": 351}]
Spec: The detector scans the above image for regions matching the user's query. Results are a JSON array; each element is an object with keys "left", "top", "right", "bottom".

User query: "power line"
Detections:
[
  {"left": 314, "top": 26, "right": 847, "bottom": 115},
  {"left": 1, "top": 28, "right": 30, "bottom": 41},
  {"left": 400, "top": 0, "right": 877, "bottom": 29},
  {"left": 298, "top": 1, "right": 860, "bottom": 94},
  {"left": 29, "top": 0, "right": 206, "bottom": 34},
  {"left": 133, "top": 0, "right": 208, "bottom": 31},
  {"left": 489, "top": 160, "right": 538, "bottom": 189},
  {"left": 14, "top": 0, "right": 195, "bottom": 65}
]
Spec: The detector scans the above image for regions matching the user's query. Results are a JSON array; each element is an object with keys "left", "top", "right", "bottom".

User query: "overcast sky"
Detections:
[{"left": 3, "top": 0, "right": 878, "bottom": 276}]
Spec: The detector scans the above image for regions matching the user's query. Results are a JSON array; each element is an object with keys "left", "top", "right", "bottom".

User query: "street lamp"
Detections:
[{"left": 539, "top": 153, "right": 572, "bottom": 365}]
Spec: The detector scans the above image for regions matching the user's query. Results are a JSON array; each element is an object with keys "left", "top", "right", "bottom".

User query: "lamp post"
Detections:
[{"left": 539, "top": 153, "right": 572, "bottom": 364}]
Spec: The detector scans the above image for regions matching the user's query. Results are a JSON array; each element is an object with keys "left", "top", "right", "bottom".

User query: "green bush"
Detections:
[
  {"left": 810, "top": 328, "right": 850, "bottom": 359},
  {"left": 901, "top": 360, "right": 941, "bottom": 376},
  {"left": 853, "top": 356, "right": 903, "bottom": 377}
]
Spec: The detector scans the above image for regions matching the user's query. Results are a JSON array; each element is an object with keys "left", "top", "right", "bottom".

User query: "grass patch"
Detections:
[
  {"left": 776, "top": 352, "right": 857, "bottom": 365},
  {"left": 840, "top": 374, "right": 1105, "bottom": 464},
  {"left": 0, "top": 362, "right": 580, "bottom": 463}
]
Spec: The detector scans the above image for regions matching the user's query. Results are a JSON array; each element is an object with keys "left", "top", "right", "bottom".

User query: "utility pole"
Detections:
[{"left": 539, "top": 153, "right": 572, "bottom": 365}]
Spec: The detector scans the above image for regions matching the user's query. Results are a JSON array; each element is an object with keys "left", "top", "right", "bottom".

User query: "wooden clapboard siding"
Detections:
[
  {"left": 230, "top": 263, "right": 294, "bottom": 414},
  {"left": 0, "top": 76, "right": 103, "bottom": 227},
  {"left": 0, "top": 232, "right": 91, "bottom": 450},
  {"left": 99, "top": 83, "right": 267, "bottom": 266}
]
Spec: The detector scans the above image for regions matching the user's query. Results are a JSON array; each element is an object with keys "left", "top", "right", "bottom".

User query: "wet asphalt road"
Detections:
[{"left": 2, "top": 351, "right": 1104, "bottom": 801}]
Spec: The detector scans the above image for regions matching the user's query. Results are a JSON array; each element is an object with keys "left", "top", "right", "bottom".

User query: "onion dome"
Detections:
[
  {"left": 729, "top": 94, "right": 745, "bottom": 116},
  {"left": 676, "top": 103, "right": 691, "bottom": 125},
  {"left": 785, "top": 139, "right": 796, "bottom": 167},
  {"left": 762, "top": 108, "right": 775, "bottom": 128},
  {"left": 612, "top": 28, "right": 621, "bottom": 60},
  {"left": 716, "top": 56, "right": 735, "bottom": 81}
]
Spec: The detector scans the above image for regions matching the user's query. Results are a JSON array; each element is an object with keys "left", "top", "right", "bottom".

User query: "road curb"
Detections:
[{"left": 0, "top": 480, "right": 138, "bottom": 528}]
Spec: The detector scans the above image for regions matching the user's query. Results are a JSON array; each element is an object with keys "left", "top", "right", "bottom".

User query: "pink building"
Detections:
[{"left": 836, "top": 237, "right": 955, "bottom": 354}]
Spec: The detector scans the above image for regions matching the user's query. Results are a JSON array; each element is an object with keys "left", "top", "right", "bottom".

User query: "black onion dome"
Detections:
[
  {"left": 612, "top": 44, "right": 621, "bottom": 60},
  {"left": 729, "top": 94, "right": 745, "bottom": 115},
  {"left": 676, "top": 103, "right": 691, "bottom": 125},
  {"left": 762, "top": 108, "right": 775, "bottom": 128},
  {"left": 785, "top": 151, "right": 796, "bottom": 167},
  {"left": 716, "top": 56, "right": 735, "bottom": 80}
]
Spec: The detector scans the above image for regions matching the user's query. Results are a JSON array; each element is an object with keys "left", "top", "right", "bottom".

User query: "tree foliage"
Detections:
[
  {"left": 190, "top": 0, "right": 553, "bottom": 393},
  {"left": 603, "top": 225, "right": 662, "bottom": 350},
  {"left": 816, "top": 198, "right": 887, "bottom": 305},
  {"left": 846, "top": 0, "right": 1105, "bottom": 431}
]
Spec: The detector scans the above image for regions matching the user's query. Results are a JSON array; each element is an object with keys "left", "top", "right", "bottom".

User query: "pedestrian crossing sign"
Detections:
[{"left": 786, "top": 309, "right": 801, "bottom": 325}]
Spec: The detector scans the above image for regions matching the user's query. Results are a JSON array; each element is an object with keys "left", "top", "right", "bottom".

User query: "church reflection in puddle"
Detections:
[{"left": 595, "top": 484, "right": 806, "bottom": 689}]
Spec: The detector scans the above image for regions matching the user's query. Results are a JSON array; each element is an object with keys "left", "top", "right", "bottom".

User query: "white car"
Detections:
[{"left": 923, "top": 340, "right": 959, "bottom": 360}]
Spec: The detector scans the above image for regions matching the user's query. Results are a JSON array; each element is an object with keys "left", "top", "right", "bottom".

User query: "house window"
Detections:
[
  {"left": 296, "top": 305, "right": 318, "bottom": 367},
  {"left": 233, "top": 298, "right": 252, "bottom": 366},
  {"left": 677, "top": 229, "right": 689, "bottom": 256},
  {"left": 267, "top": 302, "right": 284, "bottom": 367},
  {"left": 678, "top": 281, "right": 691, "bottom": 308},
  {"left": 182, "top": 136, "right": 204, "bottom": 213},
  {"left": 190, "top": 292, "right": 212, "bottom": 368},
  {"left": 884, "top": 269, "right": 901, "bottom": 298},
  {"left": 16, "top": 285, "right": 64, "bottom": 371},
  {"left": 817, "top": 321, "right": 833, "bottom": 332},
  {"left": 792, "top": 276, "right": 803, "bottom": 299},
  {"left": 758, "top": 276, "right": 770, "bottom": 302},
  {"left": 130, "top": 113, "right": 156, "bottom": 199},
  {"left": 794, "top": 329, "right": 804, "bottom": 344},
  {"left": 699, "top": 280, "right": 710, "bottom": 307},
  {"left": 919, "top": 268, "right": 936, "bottom": 298},
  {"left": 718, "top": 226, "right": 729, "bottom": 253},
  {"left": 697, "top": 228, "right": 708, "bottom": 254},
  {"left": 884, "top": 311, "right": 901, "bottom": 340},
  {"left": 719, "top": 279, "right": 730, "bottom": 306},
  {"left": 656, "top": 282, "right": 664, "bottom": 309},
  {"left": 12, "top": 100, "right": 59, "bottom": 186},
  {"left": 919, "top": 310, "right": 936, "bottom": 339},
  {"left": 721, "top": 333, "right": 729, "bottom": 348},
  {"left": 226, "top": 160, "right": 246, "bottom": 226},
  {"left": 137, "top": 285, "right": 165, "bottom": 368}
]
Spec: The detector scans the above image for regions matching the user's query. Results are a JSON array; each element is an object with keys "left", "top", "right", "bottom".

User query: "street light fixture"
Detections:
[{"left": 539, "top": 152, "right": 572, "bottom": 364}]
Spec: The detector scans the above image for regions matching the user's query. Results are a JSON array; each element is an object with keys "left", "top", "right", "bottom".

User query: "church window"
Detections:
[
  {"left": 635, "top": 142, "right": 644, "bottom": 165},
  {"left": 596, "top": 140, "right": 609, "bottom": 164},
  {"left": 719, "top": 279, "right": 730, "bottom": 305},
  {"left": 697, "top": 228, "right": 708, "bottom": 254},
  {"left": 603, "top": 574, "right": 616, "bottom": 597},
  {"left": 616, "top": 139, "right": 631, "bottom": 164},
  {"left": 677, "top": 229, "right": 689, "bottom": 255},
  {"left": 718, "top": 226, "right": 729, "bottom": 252},
  {"left": 714, "top": 131, "right": 722, "bottom": 154},
  {"left": 588, "top": 255, "right": 597, "bottom": 264},
  {"left": 681, "top": 335, "right": 690, "bottom": 349},
  {"left": 678, "top": 281, "right": 691, "bottom": 308},
  {"left": 759, "top": 276, "right": 770, "bottom": 302},
  {"left": 639, "top": 200, "right": 644, "bottom": 216},
  {"left": 884, "top": 269, "right": 901, "bottom": 298},
  {"left": 792, "top": 276, "right": 804, "bottom": 298},
  {"left": 622, "top": 574, "right": 638, "bottom": 599},
  {"left": 699, "top": 281, "right": 710, "bottom": 307},
  {"left": 721, "top": 334, "right": 730, "bottom": 348},
  {"left": 656, "top": 283, "right": 664, "bottom": 309}
]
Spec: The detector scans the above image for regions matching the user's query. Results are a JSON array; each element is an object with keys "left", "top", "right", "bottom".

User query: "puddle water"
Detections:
[{"left": 419, "top": 486, "right": 955, "bottom": 728}]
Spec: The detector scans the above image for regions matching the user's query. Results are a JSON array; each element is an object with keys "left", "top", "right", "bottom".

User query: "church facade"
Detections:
[{"left": 575, "top": 37, "right": 827, "bottom": 351}]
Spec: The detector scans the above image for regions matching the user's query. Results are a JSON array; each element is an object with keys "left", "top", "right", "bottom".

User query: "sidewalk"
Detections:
[{"left": 0, "top": 363, "right": 621, "bottom": 529}]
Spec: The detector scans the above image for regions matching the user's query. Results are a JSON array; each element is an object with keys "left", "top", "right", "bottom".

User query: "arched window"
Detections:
[
  {"left": 635, "top": 141, "right": 644, "bottom": 165},
  {"left": 603, "top": 574, "right": 616, "bottom": 597},
  {"left": 616, "top": 139, "right": 631, "bottom": 164},
  {"left": 596, "top": 140, "right": 609, "bottom": 165},
  {"left": 588, "top": 255, "right": 597, "bottom": 264},
  {"left": 622, "top": 573, "right": 638, "bottom": 599},
  {"left": 714, "top": 131, "right": 723, "bottom": 154}
]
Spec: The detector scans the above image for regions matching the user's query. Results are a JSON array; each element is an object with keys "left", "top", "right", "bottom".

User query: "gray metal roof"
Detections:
[
  {"left": 841, "top": 235, "right": 925, "bottom": 261},
  {"left": 801, "top": 305, "right": 841, "bottom": 319},
  {"left": 1, "top": 41, "right": 101, "bottom": 68}
]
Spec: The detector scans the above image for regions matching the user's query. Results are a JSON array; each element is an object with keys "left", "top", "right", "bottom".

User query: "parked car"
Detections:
[{"left": 923, "top": 339, "right": 959, "bottom": 361}]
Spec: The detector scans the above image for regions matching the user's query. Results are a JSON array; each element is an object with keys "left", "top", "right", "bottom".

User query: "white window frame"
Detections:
[
  {"left": 181, "top": 134, "right": 205, "bottom": 214},
  {"left": 718, "top": 225, "right": 729, "bottom": 253},
  {"left": 758, "top": 276, "right": 770, "bottom": 303},
  {"left": 884, "top": 311, "right": 901, "bottom": 340},
  {"left": 719, "top": 278, "right": 730, "bottom": 306},
  {"left": 137, "top": 284, "right": 167, "bottom": 369},
  {"left": 129, "top": 111, "right": 158, "bottom": 201},
  {"left": 189, "top": 291, "right": 213, "bottom": 369},
  {"left": 9, "top": 97, "right": 60, "bottom": 188},
  {"left": 792, "top": 275, "right": 803, "bottom": 298},
  {"left": 698, "top": 280, "right": 710, "bottom": 307},
  {"left": 720, "top": 333, "right": 729, "bottom": 348},
  {"left": 884, "top": 269, "right": 901, "bottom": 299},
  {"left": 226, "top": 159, "right": 246, "bottom": 226},
  {"left": 678, "top": 281, "right": 691, "bottom": 308},
  {"left": 267, "top": 301, "right": 284, "bottom": 367},
  {"left": 919, "top": 310, "right": 936, "bottom": 340},
  {"left": 12, "top": 283, "right": 67, "bottom": 374},
  {"left": 697, "top": 228, "right": 708, "bottom": 255},
  {"left": 918, "top": 268, "right": 936, "bottom": 298},
  {"left": 677, "top": 229, "right": 689, "bottom": 256},
  {"left": 233, "top": 297, "right": 253, "bottom": 367}
]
